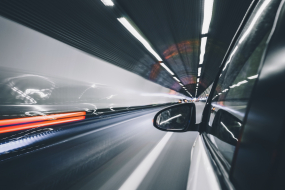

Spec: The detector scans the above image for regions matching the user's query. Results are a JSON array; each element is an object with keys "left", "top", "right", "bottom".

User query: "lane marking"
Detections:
[{"left": 119, "top": 132, "right": 173, "bottom": 190}]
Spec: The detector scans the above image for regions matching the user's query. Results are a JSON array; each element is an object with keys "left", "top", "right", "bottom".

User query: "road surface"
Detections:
[{"left": 0, "top": 103, "right": 205, "bottom": 190}]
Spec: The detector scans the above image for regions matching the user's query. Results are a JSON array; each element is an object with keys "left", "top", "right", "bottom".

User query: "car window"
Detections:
[{"left": 207, "top": 0, "right": 281, "bottom": 164}]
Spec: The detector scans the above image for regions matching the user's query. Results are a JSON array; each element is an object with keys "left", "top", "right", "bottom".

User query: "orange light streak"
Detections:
[
  {"left": 0, "top": 116, "right": 85, "bottom": 134},
  {"left": 0, "top": 112, "right": 86, "bottom": 127}
]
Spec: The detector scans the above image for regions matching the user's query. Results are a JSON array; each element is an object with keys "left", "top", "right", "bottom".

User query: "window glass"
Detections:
[{"left": 208, "top": 0, "right": 281, "bottom": 164}]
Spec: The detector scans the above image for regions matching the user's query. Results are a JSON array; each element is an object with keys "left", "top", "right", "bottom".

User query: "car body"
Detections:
[{"left": 153, "top": 0, "right": 285, "bottom": 189}]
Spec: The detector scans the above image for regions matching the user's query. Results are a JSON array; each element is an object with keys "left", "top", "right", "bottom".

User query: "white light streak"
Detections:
[
  {"left": 197, "top": 78, "right": 200, "bottom": 82},
  {"left": 198, "top": 67, "right": 202, "bottom": 77},
  {"left": 160, "top": 63, "right": 174, "bottom": 75},
  {"left": 239, "top": 0, "right": 272, "bottom": 44},
  {"left": 221, "top": 122, "right": 238, "bottom": 141},
  {"left": 140, "top": 93, "right": 187, "bottom": 99},
  {"left": 229, "top": 80, "right": 248, "bottom": 88},
  {"left": 160, "top": 114, "right": 182, "bottom": 124},
  {"left": 247, "top": 74, "right": 258, "bottom": 79},
  {"left": 11, "top": 87, "right": 37, "bottom": 103},
  {"left": 25, "top": 89, "right": 49, "bottom": 98},
  {"left": 117, "top": 17, "right": 162, "bottom": 61},
  {"left": 237, "top": 80, "right": 248, "bottom": 85},
  {"left": 222, "top": 89, "right": 229, "bottom": 92},
  {"left": 199, "top": 37, "right": 207, "bottom": 65},
  {"left": 106, "top": 94, "right": 116, "bottom": 99},
  {"left": 173, "top": 77, "right": 180, "bottom": 82},
  {"left": 101, "top": 0, "right": 114, "bottom": 6},
  {"left": 223, "top": 46, "right": 238, "bottom": 71},
  {"left": 202, "top": 0, "right": 214, "bottom": 34}
]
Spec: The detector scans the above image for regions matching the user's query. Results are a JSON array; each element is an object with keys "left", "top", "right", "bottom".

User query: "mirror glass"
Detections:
[
  {"left": 155, "top": 105, "right": 191, "bottom": 131},
  {"left": 212, "top": 110, "right": 241, "bottom": 146}
]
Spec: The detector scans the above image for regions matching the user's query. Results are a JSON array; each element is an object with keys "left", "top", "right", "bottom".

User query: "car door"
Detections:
[
  {"left": 152, "top": 0, "right": 284, "bottom": 189},
  {"left": 197, "top": 0, "right": 282, "bottom": 189}
]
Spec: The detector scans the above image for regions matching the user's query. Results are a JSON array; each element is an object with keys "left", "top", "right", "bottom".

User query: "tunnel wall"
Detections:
[{"left": 0, "top": 16, "right": 188, "bottom": 116}]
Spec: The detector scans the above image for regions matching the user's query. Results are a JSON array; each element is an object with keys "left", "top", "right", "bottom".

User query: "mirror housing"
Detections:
[{"left": 153, "top": 103, "right": 197, "bottom": 132}]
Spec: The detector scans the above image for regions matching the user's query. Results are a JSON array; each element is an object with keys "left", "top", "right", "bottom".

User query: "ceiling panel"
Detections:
[{"left": 0, "top": 0, "right": 252, "bottom": 97}]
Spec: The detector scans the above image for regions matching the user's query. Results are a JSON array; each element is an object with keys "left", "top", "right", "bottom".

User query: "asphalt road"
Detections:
[{"left": 0, "top": 103, "right": 205, "bottom": 190}]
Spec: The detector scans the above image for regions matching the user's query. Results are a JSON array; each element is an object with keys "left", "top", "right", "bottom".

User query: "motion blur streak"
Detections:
[
  {"left": 119, "top": 132, "right": 173, "bottom": 190},
  {"left": 0, "top": 112, "right": 86, "bottom": 126},
  {"left": 0, "top": 116, "right": 85, "bottom": 133},
  {"left": 0, "top": 104, "right": 205, "bottom": 189}
]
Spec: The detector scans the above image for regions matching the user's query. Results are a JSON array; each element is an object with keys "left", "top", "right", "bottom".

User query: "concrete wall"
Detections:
[{"left": 0, "top": 16, "right": 188, "bottom": 115}]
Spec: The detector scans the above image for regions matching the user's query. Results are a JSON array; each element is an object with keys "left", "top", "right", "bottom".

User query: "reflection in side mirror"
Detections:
[
  {"left": 153, "top": 103, "right": 196, "bottom": 132},
  {"left": 211, "top": 109, "right": 242, "bottom": 146}
]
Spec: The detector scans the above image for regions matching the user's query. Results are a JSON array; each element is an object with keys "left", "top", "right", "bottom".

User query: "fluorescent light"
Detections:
[
  {"left": 197, "top": 78, "right": 200, "bottom": 82},
  {"left": 173, "top": 77, "right": 180, "bottom": 82},
  {"left": 117, "top": 17, "right": 162, "bottom": 61},
  {"left": 239, "top": 0, "right": 272, "bottom": 44},
  {"left": 160, "top": 63, "right": 174, "bottom": 75},
  {"left": 101, "top": 0, "right": 114, "bottom": 6},
  {"left": 248, "top": 74, "right": 258, "bottom": 79},
  {"left": 179, "top": 83, "right": 183, "bottom": 86},
  {"left": 199, "top": 37, "right": 207, "bottom": 65},
  {"left": 198, "top": 67, "right": 201, "bottom": 77},
  {"left": 202, "top": 0, "right": 214, "bottom": 34}
]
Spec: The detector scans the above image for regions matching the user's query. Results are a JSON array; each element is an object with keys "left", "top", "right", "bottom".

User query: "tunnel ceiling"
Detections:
[{"left": 0, "top": 0, "right": 252, "bottom": 97}]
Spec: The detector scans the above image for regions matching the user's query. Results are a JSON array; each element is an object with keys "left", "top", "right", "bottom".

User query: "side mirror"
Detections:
[{"left": 153, "top": 103, "right": 196, "bottom": 132}]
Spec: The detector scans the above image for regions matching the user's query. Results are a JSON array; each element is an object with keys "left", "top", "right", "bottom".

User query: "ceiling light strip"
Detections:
[
  {"left": 117, "top": 17, "right": 163, "bottom": 62},
  {"left": 117, "top": 17, "right": 178, "bottom": 78},
  {"left": 202, "top": 0, "right": 214, "bottom": 34},
  {"left": 198, "top": 67, "right": 202, "bottom": 77},
  {"left": 173, "top": 77, "right": 180, "bottom": 82},
  {"left": 101, "top": 0, "right": 114, "bottom": 6},
  {"left": 199, "top": 37, "right": 207, "bottom": 65},
  {"left": 160, "top": 63, "right": 174, "bottom": 75}
]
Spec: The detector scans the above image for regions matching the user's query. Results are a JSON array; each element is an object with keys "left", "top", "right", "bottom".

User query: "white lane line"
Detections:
[{"left": 119, "top": 132, "right": 173, "bottom": 190}]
